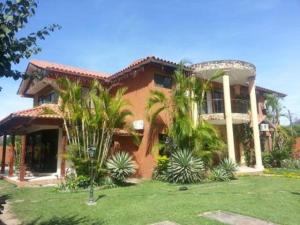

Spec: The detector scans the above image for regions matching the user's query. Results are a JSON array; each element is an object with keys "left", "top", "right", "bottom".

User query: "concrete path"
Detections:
[
  {"left": 200, "top": 211, "right": 277, "bottom": 225},
  {"left": 150, "top": 221, "right": 180, "bottom": 225}
]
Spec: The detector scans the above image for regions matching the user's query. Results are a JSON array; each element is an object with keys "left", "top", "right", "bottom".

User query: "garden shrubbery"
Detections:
[
  {"left": 261, "top": 125, "right": 297, "bottom": 169},
  {"left": 281, "top": 159, "right": 300, "bottom": 169},
  {"left": 57, "top": 172, "right": 90, "bottom": 191},
  {"left": 58, "top": 151, "right": 136, "bottom": 191},
  {"left": 106, "top": 151, "right": 136, "bottom": 184},
  {"left": 153, "top": 155, "right": 169, "bottom": 182},
  {"left": 153, "top": 150, "right": 237, "bottom": 184},
  {"left": 167, "top": 150, "right": 205, "bottom": 184}
]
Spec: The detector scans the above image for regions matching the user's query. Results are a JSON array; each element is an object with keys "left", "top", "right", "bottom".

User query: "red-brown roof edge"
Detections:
[
  {"left": 108, "top": 56, "right": 191, "bottom": 82},
  {"left": 256, "top": 85, "right": 286, "bottom": 98}
]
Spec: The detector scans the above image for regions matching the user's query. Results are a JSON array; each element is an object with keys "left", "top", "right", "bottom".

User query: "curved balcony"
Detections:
[
  {"left": 200, "top": 99, "right": 250, "bottom": 125},
  {"left": 192, "top": 60, "right": 256, "bottom": 85}
]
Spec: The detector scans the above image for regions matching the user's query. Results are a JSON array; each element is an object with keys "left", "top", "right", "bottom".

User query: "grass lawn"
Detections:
[
  {"left": 1, "top": 176, "right": 300, "bottom": 225},
  {"left": 264, "top": 168, "right": 300, "bottom": 178}
]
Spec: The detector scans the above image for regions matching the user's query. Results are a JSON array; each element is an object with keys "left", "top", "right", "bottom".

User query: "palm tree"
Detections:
[
  {"left": 147, "top": 62, "right": 224, "bottom": 163},
  {"left": 58, "top": 78, "right": 132, "bottom": 172},
  {"left": 264, "top": 93, "right": 285, "bottom": 126},
  {"left": 264, "top": 93, "right": 286, "bottom": 150}
]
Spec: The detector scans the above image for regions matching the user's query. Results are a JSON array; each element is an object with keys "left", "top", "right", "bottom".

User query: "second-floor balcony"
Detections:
[
  {"left": 200, "top": 98, "right": 250, "bottom": 125},
  {"left": 201, "top": 98, "right": 249, "bottom": 114}
]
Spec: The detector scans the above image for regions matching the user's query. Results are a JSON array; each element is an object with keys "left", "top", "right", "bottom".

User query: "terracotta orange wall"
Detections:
[
  {"left": 293, "top": 137, "right": 300, "bottom": 158},
  {"left": 111, "top": 64, "right": 173, "bottom": 178},
  {"left": 110, "top": 67, "right": 268, "bottom": 178}
]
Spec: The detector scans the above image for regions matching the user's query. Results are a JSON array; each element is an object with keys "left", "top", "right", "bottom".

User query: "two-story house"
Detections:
[{"left": 0, "top": 56, "right": 285, "bottom": 184}]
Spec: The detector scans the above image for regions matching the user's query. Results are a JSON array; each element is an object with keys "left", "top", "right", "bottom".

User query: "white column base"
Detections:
[{"left": 254, "top": 164, "right": 264, "bottom": 171}]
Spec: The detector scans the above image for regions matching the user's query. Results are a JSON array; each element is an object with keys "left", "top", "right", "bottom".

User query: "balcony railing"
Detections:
[{"left": 200, "top": 98, "right": 249, "bottom": 114}]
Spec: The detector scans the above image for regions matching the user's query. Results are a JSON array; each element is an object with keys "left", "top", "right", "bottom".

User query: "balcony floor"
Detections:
[{"left": 200, "top": 113, "right": 250, "bottom": 125}]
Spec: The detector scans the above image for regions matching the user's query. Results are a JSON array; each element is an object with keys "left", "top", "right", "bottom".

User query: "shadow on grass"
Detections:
[
  {"left": 95, "top": 194, "right": 106, "bottom": 202},
  {"left": 0, "top": 194, "right": 10, "bottom": 214},
  {"left": 26, "top": 215, "right": 104, "bottom": 225},
  {"left": 290, "top": 191, "right": 300, "bottom": 196}
]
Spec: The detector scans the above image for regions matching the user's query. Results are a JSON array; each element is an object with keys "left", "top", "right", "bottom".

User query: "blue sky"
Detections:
[{"left": 1, "top": 0, "right": 299, "bottom": 123}]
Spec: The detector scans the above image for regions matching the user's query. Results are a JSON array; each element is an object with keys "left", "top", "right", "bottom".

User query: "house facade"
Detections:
[{"left": 0, "top": 56, "right": 286, "bottom": 182}]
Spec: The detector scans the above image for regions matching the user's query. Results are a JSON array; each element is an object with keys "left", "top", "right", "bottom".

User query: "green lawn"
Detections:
[
  {"left": 1, "top": 176, "right": 300, "bottom": 225},
  {"left": 264, "top": 168, "right": 300, "bottom": 178}
]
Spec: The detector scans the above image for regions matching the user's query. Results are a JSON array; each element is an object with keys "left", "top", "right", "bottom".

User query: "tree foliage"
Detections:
[
  {"left": 264, "top": 93, "right": 285, "bottom": 126},
  {"left": 264, "top": 93, "right": 295, "bottom": 152},
  {"left": 0, "top": 0, "right": 60, "bottom": 81},
  {"left": 58, "top": 78, "right": 133, "bottom": 175},
  {"left": 147, "top": 62, "right": 225, "bottom": 164}
]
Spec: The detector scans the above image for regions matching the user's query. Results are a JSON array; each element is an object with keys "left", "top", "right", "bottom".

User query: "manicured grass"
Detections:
[
  {"left": 264, "top": 168, "right": 300, "bottom": 178},
  {"left": 1, "top": 176, "right": 300, "bottom": 225}
]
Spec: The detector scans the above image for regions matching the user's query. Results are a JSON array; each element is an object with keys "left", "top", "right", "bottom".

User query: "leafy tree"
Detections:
[{"left": 0, "top": 0, "right": 61, "bottom": 85}]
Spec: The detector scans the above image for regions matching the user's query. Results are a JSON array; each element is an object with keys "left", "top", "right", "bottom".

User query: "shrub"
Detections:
[
  {"left": 153, "top": 155, "right": 169, "bottom": 181},
  {"left": 281, "top": 159, "right": 300, "bottom": 169},
  {"left": 209, "top": 158, "right": 237, "bottom": 182},
  {"left": 57, "top": 172, "right": 90, "bottom": 191},
  {"left": 262, "top": 149, "right": 291, "bottom": 168},
  {"left": 270, "top": 149, "right": 290, "bottom": 167},
  {"left": 76, "top": 175, "right": 90, "bottom": 189},
  {"left": 262, "top": 152, "right": 273, "bottom": 168},
  {"left": 167, "top": 149, "right": 204, "bottom": 184},
  {"left": 106, "top": 151, "right": 136, "bottom": 183},
  {"left": 219, "top": 158, "right": 237, "bottom": 179},
  {"left": 210, "top": 167, "right": 230, "bottom": 181},
  {"left": 99, "top": 176, "right": 118, "bottom": 189}
]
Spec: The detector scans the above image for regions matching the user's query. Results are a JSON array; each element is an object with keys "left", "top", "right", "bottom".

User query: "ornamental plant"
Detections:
[
  {"left": 167, "top": 149, "right": 205, "bottom": 184},
  {"left": 106, "top": 151, "right": 136, "bottom": 183}
]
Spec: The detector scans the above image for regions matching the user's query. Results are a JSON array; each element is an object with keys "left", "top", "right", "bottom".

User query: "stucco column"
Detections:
[
  {"left": 223, "top": 75, "right": 236, "bottom": 163},
  {"left": 206, "top": 91, "right": 213, "bottom": 113},
  {"left": 19, "top": 135, "right": 27, "bottom": 181},
  {"left": 191, "top": 91, "right": 198, "bottom": 126},
  {"left": 248, "top": 76, "right": 264, "bottom": 170},
  {"left": 1, "top": 135, "right": 7, "bottom": 174}
]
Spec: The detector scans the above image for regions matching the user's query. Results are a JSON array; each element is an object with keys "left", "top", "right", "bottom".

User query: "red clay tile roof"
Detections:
[
  {"left": 0, "top": 104, "right": 62, "bottom": 125},
  {"left": 21, "top": 57, "right": 286, "bottom": 98},
  {"left": 30, "top": 60, "right": 109, "bottom": 79},
  {"left": 109, "top": 56, "right": 182, "bottom": 81},
  {"left": 0, "top": 104, "right": 141, "bottom": 137}
]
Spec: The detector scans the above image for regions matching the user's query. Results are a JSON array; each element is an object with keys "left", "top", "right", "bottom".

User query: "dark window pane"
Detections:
[
  {"left": 38, "top": 91, "right": 58, "bottom": 105},
  {"left": 154, "top": 74, "right": 172, "bottom": 89}
]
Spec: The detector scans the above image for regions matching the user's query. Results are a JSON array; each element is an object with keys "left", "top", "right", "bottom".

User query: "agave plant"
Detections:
[
  {"left": 167, "top": 149, "right": 204, "bottom": 184},
  {"left": 106, "top": 151, "right": 136, "bottom": 183},
  {"left": 210, "top": 167, "right": 230, "bottom": 182},
  {"left": 219, "top": 158, "right": 237, "bottom": 179}
]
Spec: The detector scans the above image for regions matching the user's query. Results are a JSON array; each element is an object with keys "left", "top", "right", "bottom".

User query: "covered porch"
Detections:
[{"left": 0, "top": 104, "right": 67, "bottom": 185}]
